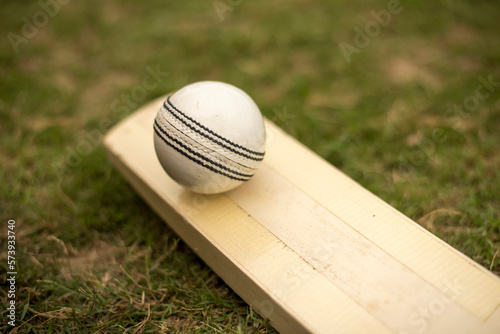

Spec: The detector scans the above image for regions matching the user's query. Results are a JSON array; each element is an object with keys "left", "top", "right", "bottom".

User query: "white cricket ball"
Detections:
[{"left": 153, "top": 81, "right": 266, "bottom": 194}]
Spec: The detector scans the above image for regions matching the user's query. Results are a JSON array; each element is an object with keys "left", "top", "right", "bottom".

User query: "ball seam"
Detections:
[
  {"left": 154, "top": 119, "right": 252, "bottom": 181},
  {"left": 165, "top": 97, "right": 265, "bottom": 160}
]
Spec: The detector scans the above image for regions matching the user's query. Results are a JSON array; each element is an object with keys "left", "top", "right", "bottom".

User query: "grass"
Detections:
[{"left": 1, "top": 0, "right": 500, "bottom": 332}]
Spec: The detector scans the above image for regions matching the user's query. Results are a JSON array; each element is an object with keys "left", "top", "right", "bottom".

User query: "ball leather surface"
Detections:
[{"left": 153, "top": 81, "right": 266, "bottom": 194}]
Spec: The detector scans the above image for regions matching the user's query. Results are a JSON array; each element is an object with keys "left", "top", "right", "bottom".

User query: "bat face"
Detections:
[{"left": 107, "top": 95, "right": 500, "bottom": 334}]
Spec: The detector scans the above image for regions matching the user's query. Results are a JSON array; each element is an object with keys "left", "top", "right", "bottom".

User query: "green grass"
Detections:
[{"left": 1, "top": 0, "right": 500, "bottom": 332}]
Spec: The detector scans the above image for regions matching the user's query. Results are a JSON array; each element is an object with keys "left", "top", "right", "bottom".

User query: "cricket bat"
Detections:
[{"left": 104, "top": 95, "right": 500, "bottom": 334}]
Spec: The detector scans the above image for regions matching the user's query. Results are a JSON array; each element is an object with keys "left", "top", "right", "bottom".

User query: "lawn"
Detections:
[{"left": 1, "top": 0, "right": 499, "bottom": 332}]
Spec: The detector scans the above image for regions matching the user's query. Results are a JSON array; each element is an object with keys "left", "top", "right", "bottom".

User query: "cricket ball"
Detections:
[{"left": 153, "top": 81, "right": 266, "bottom": 194}]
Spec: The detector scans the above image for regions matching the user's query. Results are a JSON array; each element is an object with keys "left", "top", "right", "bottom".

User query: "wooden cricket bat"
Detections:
[{"left": 104, "top": 95, "right": 500, "bottom": 334}]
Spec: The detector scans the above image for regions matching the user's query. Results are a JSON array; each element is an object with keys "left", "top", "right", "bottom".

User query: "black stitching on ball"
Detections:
[{"left": 154, "top": 119, "right": 253, "bottom": 182}]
